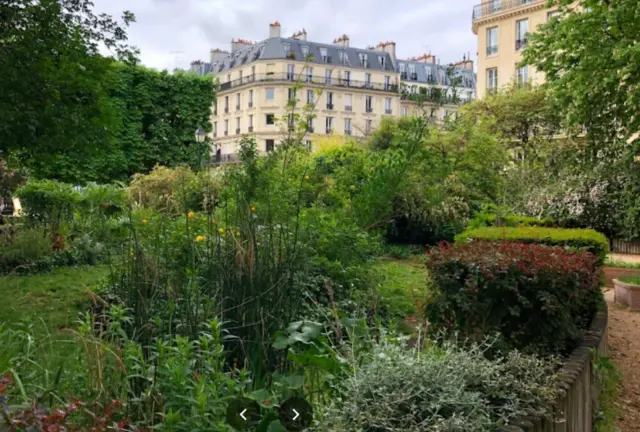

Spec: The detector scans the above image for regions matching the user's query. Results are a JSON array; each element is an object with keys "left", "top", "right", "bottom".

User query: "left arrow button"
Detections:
[{"left": 226, "top": 398, "right": 261, "bottom": 431}]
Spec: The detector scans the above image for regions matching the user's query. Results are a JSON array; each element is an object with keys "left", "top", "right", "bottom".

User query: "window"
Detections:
[
  {"left": 426, "top": 67, "right": 434, "bottom": 83},
  {"left": 301, "top": 45, "right": 309, "bottom": 57},
  {"left": 359, "top": 53, "right": 369, "bottom": 67},
  {"left": 516, "top": 65, "right": 528, "bottom": 86},
  {"left": 409, "top": 64, "right": 416, "bottom": 80},
  {"left": 325, "top": 69, "right": 332, "bottom": 84},
  {"left": 344, "top": 70, "right": 350, "bottom": 85},
  {"left": 236, "top": 93, "right": 241, "bottom": 110},
  {"left": 283, "top": 42, "right": 290, "bottom": 56},
  {"left": 320, "top": 47, "right": 329, "bottom": 62},
  {"left": 547, "top": 10, "right": 561, "bottom": 20},
  {"left": 384, "top": 98, "right": 392, "bottom": 114},
  {"left": 307, "top": 116, "right": 313, "bottom": 132},
  {"left": 306, "top": 67, "right": 313, "bottom": 82},
  {"left": 365, "top": 95, "right": 372, "bottom": 113},
  {"left": 266, "top": 139, "right": 275, "bottom": 152},
  {"left": 339, "top": 50, "right": 348, "bottom": 65},
  {"left": 224, "top": 96, "right": 229, "bottom": 112},
  {"left": 366, "top": 119, "right": 373, "bottom": 134},
  {"left": 266, "top": 88, "right": 275, "bottom": 100},
  {"left": 327, "top": 92, "right": 333, "bottom": 108},
  {"left": 489, "top": 0, "right": 500, "bottom": 13},
  {"left": 378, "top": 55, "right": 385, "bottom": 68},
  {"left": 248, "top": 90, "right": 254, "bottom": 107},
  {"left": 365, "top": 73, "right": 372, "bottom": 87},
  {"left": 384, "top": 76, "right": 391, "bottom": 90},
  {"left": 516, "top": 19, "right": 529, "bottom": 50},
  {"left": 227, "top": 74, "right": 231, "bottom": 83},
  {"left": 399, "top": 63, "right": 406, "bottom": 78},
  {"left": 345, "top": 118, "right": 352, "bottom": 134},
  {"left": 251, "top": 65, "right": 256, "bottom": 79},
  {"left": 487, "top": 27, "right": 498, "bottom": 56},
  {"left": 224, "top": 119, "right": 228, "bottom": 135},
  {"left": 487, "top": 68, "right": 498, "bottom": 90},
  {"left": 288, "top": 88, "right": 297, "bottom": 101},
  {"left": 266, "top": 114, "right": 275, "bottom": 125},
  {"left": 345, "top": 94, "right": 352, "bottom": 111},
  {"left": 236, "top": 117, "right": 240, "bottom": 134},
  {"left": 287, "top": 64, "right": 295, "bottom": 80},
  {"left": 326, "top": 117, "right": 333, "bottom": 133},
  {"left": 305, "top": 140, "right": 312, "bottom": 150},
  {"left": 307, "top": 89, "right": 314, "bottom": 104},
  {"left": 248, "top": 115, "right": 253, "bottom": 131},
  {"left": 213, "top": 121, "right": 217, "bottom": 136},
  {"left": 287, "top": 114, "right": 295, "bottom": 130},
  {"left": 239, "top": 70, "right": 243, "bottom": 81},
  {"left": 402, "top": 106, "right": 408, "bottom": 117}
]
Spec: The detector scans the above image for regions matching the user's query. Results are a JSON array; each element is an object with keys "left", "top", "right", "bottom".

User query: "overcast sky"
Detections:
[{"left": 94, "top": 0, "right": 479, "bottom": 71}]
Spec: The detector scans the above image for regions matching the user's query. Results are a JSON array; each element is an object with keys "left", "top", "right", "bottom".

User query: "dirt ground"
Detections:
[
  {"left": 604, "top": 287, "right": 640, "bottom": 431},
  {"left": 609, "top": 253, "right": 640, "bottom": 265}
]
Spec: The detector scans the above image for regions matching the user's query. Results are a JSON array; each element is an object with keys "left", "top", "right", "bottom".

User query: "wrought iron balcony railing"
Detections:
[
  {"left": 218, "top": 73, "right": 399, "bottom": 93},
  {"left": 473, "top": 0, "right": 541, "bottom": 20}
]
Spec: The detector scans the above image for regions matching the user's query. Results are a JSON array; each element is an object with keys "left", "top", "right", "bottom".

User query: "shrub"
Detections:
[
  {"left": 468, "top": 213, "right": 556, "bottom": 230},
  {"left": 426, "top": 241, "right": 602, "bottom": 355},
  {"left": 0, "top": 228, "right": 53, "bottom": 274},
  {"left": 315, "top": 338, "right": 559, "bottom": 431},
  {"left": 455, "top": 226, "right": 609, "bottom": 264}
]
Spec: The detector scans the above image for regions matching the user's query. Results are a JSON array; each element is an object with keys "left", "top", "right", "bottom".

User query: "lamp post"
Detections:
[{"left": 194, "top": 127, "right": 207, "bottom": 171}]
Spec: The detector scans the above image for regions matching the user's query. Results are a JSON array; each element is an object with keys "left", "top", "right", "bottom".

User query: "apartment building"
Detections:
[
  {"left": 472, "top": 0, "right": 560, "bottom": 98},
  {"left": 207, "top": 22, "right": 476, "bottom": 160}
]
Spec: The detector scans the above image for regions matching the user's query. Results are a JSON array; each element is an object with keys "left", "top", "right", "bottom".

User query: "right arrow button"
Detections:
[{"left": 278, "top": 397, "right": 313, "bottom": 432}]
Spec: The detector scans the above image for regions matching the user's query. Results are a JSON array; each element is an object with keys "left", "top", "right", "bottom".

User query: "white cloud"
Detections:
[{"left": 93, "top": 0, "right": 479, "bottom": 71}]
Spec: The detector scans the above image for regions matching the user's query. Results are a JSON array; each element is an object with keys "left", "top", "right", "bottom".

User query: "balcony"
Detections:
[
  {"left": 224, "top": 107, "right": 229, "bottom": 114},
  {"left": 410, "top": 73, "right": 418, "bottom": 81},
  {"left": 385, "top": 109, "right": 392, "bottom": 114},
  {"left": 212, "top": 153, "right": 242, "bottom": 164},
  {"left": 235, "top": 128, "right": 240, "bottom": 135},
  {"left": 248, "top": 102, "right": 253, "bottom": 108},
  {"left": 248, "top": 126, "right": 254, "bottom": 132},
  {"left": 326, "top": 128, "right": 333, "bottom": 134},
  {"left": 326, "top": 103, "right": 334, "bottom": 110},
  {"left": 400, "top": 72, "right": 408, "bottom": 79},
  {"left": 345, "top": 129, "right": 352, "bottom": 136},
  {"left": 365, "top": 107, "right": 373, "bottom": 113},
  {"left": 217, "top": 73, "right": 400, "bottom": 94},
  {"left": 307, "top": 126, "right": 314, "bottom": 133},
  {"left": 235, "top": 105, "right": 240, "bottom": 111},
  {"left": 486, "top": 45, "right": 498, "bottom": 56},
  {"left": 345, "top": 105, "right": 352, "bottom": 111},
  {"left": 472, "top": 0, "right": 541, "bottom": 21},
  {"left": 224, "top": 131, "right": 228, "bottom": 136},
  {"left": 515, "top": 38, "right": 528, "bottom": 50}
]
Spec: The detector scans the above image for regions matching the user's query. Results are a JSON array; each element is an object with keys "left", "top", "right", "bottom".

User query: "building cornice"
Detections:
[{"left": 472, "top": 1, "right": 547, "bottom": 34}]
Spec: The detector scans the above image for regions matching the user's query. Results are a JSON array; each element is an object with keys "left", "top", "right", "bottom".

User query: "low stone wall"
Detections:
[{"left": 500, "top": 308, "right": 609, "bottom": 432}]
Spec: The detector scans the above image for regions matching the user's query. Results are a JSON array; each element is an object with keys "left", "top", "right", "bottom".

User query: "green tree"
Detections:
[{"left": 0, "top": 0, "right": 136, "bottom": 167}]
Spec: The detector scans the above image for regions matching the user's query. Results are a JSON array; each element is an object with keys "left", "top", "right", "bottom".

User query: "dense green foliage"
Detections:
[
  {"left": 618, "top": 274, "right": 640, "bottom": 286},
  {"left": 467, "top": 207, "right": 556, "bottom": 230},
  {"left": 455, "top": 226, "right": 609, "bottom": 263},
  {"left": 426, "top": 241, "right": 602, "bottom": 355}
]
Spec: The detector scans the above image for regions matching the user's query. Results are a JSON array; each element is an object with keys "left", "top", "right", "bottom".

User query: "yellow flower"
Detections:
[
  {"left": 195, "top": 235, "right": 206, "bottom": 242},
  {"left": 142, "top": 219, "right": 148, "bottom": 225},
  {"left": 187, "top": 211, "right": 195, "bottom": 219},
  {"left": 250, "top": 206, "right": 256, "bottom": 213},
  {"left": 236, "top": 231, "right": 241, "bottom": 236},
  {"left": 129, "top": 252, "right": 134, "bottom": 257},
  {"left": 218, "top": 227, "right": 224, "bottom": 234},
  {"left": 304, "top": 175, "right": 310, "bottom": 180}
]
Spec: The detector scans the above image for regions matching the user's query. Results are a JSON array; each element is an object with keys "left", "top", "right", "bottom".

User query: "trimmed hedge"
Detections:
[
  {"left": 426, "top": 241, "right": 602, "bottom": 355},
  {"left": 455, "top": 226, "right": 609, "bottom": 263},
  {"left": 467, "top": 213, "right": 555, "bottom": 230}
]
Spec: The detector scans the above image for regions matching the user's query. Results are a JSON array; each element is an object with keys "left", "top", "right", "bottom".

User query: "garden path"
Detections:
[
  {"left": 604, "top": 287, "right": 640, "bottom": 431},
  {"left": 609, "top": 253, "right": 640, "bottom": 265}
]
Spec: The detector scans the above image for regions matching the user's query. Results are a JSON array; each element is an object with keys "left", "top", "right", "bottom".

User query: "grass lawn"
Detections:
[
  {"left": 0, "top": 265, "right": 110, "bottom": 331},
  {"left": 372, "top": 258, "right": 431, "bottom": 321}
]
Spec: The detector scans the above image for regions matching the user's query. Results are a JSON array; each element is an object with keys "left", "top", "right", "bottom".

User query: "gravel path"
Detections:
[{"left": 604, "top": 287, "right": 640, "bottom": 431}]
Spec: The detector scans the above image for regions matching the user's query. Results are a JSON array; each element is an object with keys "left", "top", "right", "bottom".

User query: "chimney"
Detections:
[
  {"left": 454, "top": 54, "right": 474, "bottom": 70},
  {"left": 210, "top": 48, "right": 229, "bottom": 63},
  {"left": 376, "top": 41, "right": 396, "bottom": 61},
  {"left": 410, "top": 53, "right": 436, "bottom": 64},
  {"left": 292, "top": 28, "right": 307, "bottom": 41},
  {"left": 230, "top": 38, "right": 253, "bottom": 53},
  {"left": 333, "top": 34, "right": 350, "bottom": 47},
  {"left": 269, "top": 21, "right": 281, "bottom": 38}
]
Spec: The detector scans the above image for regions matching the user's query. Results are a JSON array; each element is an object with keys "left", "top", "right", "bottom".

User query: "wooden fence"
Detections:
[
  {"left": 611, "top": 238, "right": 640, "bottom": 255},
  {"left": 500, "top": 308, "right": 609, "bottom": 432}
]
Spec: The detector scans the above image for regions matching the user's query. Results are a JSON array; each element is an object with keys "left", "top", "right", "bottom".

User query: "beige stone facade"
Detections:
[
  {"left": 472, "top": 0, "right": 560, "bottom": 99},
  {"left": 207, "top": 23, "right": 476, "bottom": 160}
]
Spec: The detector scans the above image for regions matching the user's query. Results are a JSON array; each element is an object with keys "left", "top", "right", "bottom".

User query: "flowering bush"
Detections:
[{"left": 426, "top": 241, "right": 602, "bottom": 355}]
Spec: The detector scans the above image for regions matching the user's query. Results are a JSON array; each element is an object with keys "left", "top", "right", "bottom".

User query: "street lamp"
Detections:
[{"left": 194, "top": 127, "right": 207, "bottom": 171}]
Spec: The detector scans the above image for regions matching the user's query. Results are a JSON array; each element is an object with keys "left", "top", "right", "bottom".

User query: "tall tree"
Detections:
[{"left": 0, "top": 0, "right": 136, "bottom": 165}]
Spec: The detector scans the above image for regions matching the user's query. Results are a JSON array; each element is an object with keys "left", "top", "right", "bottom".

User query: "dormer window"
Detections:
[
  {"left": 359, "top": 53, "right": 369, "bottom": 68},
  {"left": 301, "top": 45, "right": 309, "bottom": 57},
  {"left": 283, "top": 42, "right": 290, "bottom": 56},
  {"left": 339, "top": 51, "right": 349, "bottom": 65},
  {"left": 378, "top": 55, "right": 385, "bottom": 68},
  {"left": 320, "top": 47, "right": 328, "bottom": 62}
]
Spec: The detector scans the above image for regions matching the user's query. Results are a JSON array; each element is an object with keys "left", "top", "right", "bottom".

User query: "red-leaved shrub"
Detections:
[{"left": 425, "top": 241, "right": 602, "bottom": 355}]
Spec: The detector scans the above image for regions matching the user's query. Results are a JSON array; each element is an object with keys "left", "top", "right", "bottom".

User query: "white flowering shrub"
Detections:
[{"left": 314, "top": 339, "right": 559, "bottom": 431}]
